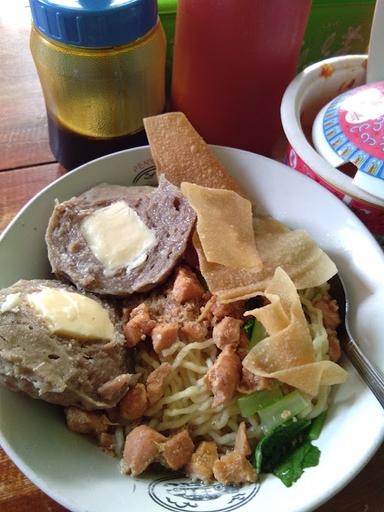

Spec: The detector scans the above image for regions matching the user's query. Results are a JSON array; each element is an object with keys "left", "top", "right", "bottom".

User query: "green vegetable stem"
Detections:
[
  {"left": 237, "top": 382, "right": 283, "bottom": 418},
  {"left": 258, "top": 390, "right": 312, "bottom": 432}
]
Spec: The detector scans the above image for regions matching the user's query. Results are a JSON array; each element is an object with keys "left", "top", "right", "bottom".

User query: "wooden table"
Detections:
[{"left": 0, "top": 2, "right": 383, "bottom": 511}]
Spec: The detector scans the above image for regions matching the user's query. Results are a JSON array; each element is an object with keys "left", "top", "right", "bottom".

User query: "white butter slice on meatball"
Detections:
[
  {"left": 27, "top": 287, "right": 114, "bottom": 341},
  {"left": 80, "top": 200, "right": 156, "bottom": 276},
  {"left": 0, "top": 293, "right": 21, "bottom": 313}
]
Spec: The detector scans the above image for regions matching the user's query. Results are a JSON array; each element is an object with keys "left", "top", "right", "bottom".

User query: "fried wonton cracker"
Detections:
[
  {"left": 260, "top": 362, "right": 348, "bottom": 396},
  {"left": 242, "top": 268, "right": 347, "bottom": 396},
  {"left": 143, "top": 112, "right": 244, "bottom": 195},
  {"left": 193, "top": 216, "right": 337, "bottom": 302},
  {"left": 181, "top": 182, "right": 262, "bottom": 271}
]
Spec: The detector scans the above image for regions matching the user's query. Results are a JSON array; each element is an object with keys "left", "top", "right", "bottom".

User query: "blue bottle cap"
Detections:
[{"left": 29, "top": 0, "right": 158, "bottom": 48}]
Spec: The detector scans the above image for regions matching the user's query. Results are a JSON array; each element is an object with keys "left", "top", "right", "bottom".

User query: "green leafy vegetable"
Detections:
[
  {"left": 237, "top": 382, "right": 283, "bottom": 417},
  {"left": 243, "top": 316, "right": 267, "bottom": 350},
  {"left": 252, "top": 412, "right": 327, "bottom": 487},
  {"left": 253, "top": 418, "right": 311, "bottom": 473},
  {"left": 248, "top": 319, "right": 267, "bottom": 349},
  {"left": 273, "top": 441, "right": 320, "bottom": 487},
  {"left": 243, "top": 317, "right": 255, "bottom": 339}
]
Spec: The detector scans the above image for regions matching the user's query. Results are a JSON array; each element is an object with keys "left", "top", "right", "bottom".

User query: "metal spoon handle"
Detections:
[{"left": 344, "top": 339, "right": 384, "bottom": 408}]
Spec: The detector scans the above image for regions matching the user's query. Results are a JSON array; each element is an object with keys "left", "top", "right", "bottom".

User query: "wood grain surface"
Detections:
[{"left": 0, "top": 2, "right": 382, "bottom": 512}]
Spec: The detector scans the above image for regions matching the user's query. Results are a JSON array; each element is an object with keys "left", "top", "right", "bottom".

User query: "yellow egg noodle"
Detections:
[
  {"left": 132, "top": 286, "right": 333, "bottom": 450},
  {"left": 134, "top": 339, "right": 262, "bottom": 447}
]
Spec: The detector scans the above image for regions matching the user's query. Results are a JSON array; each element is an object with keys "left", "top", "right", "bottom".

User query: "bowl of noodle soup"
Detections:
[{"left": 0, "top": 144, "right": 383, "bottom": 512}]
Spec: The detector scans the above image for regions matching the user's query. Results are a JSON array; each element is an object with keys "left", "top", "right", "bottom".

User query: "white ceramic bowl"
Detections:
[
  {"left": 281, "top": 54, "right": 384, "bottom": 240},
  {"left": 0, "top": 146, "right": 383, "bottom": 512}
]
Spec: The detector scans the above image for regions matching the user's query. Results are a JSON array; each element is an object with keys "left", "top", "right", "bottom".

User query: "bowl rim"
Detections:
[{"left": 0, "top": 144, "right": 383, "bottom": 512}]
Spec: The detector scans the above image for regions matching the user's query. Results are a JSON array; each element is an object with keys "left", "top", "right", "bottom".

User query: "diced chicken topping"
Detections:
[
  {"left": 123, "top": 304, "right": 156, "bottom": 348},
  {"left": 314, "top": 295, "right": 341, "bottom": 331},
  {"left": 213, "top": 451, "right": 257, "bottom": 485},
  {"left": 119, "top": 383, "right": 148, "bottom": 420},
  {"left": 186, "top": 441, "right": 219, "bottom": 483},
  {"left": 204, "top": 347, "right": 241, "bottom": 407},
  {"left": 179, "top": 320, "right": 208, "bottom": 342},
  {"left": 151, "top": 323, "right": 179, "bottom": 353},
  {"left": 234, "top": 422, "right": 251, "bottom": 457},
  {"left": 327, "top": 329, "right": 342, "bottom": 362},
  {"left": 98, "top": 432, "right": 115, "bottom": 451},
  {"left": 172, "top": 266, "right": 205, "bottom": 304},
  {"left": 236, "top": 331, "right": 249, "bottom": 360},
  {"left": 238, "top": 367, "right": 273, "bottom": 394},
  {"left": 65, "top": 407, "right": 110, "bottom": 435},
  {"left": 130, "top": 303, "right": 152, "bottom": 320},
  {"left": 158, "top": 430, "right": 194, "bottom": 470},
  {"left": 123, "top": 265, "right": 209, "bottom": 329},
  {"left": 122, "top": 425, "right": 166, "bottom": 476},
  {"left": 197, "top": 295, "right": 215, "bottom": 322},
  {"left": 212, "top": 316, "right": 242, "bottom": 350},
  {"left": 146, "top": 362, "right": 172, "bottom": 405},
  {"left": 97, "top": 373, "right": 137, "bottom": 403},
  {"left": 210, "top": 296, "right": 245, "bottom": 321}
]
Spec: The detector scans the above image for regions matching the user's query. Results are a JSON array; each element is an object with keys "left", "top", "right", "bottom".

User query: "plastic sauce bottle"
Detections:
[
  {"left": 171, "top": 0, "right": 311, "bottom": 157},
  {"left": 29, "top": 0, "right": 166, "bottom": 170}
]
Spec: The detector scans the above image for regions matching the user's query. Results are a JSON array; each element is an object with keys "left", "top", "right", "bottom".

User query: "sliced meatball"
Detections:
[
  {"left": 0, "top": 279, "right": 128, "bottom": 411},
  {"left": 45, "top": 176, "right": 196, "bottom": 296}
]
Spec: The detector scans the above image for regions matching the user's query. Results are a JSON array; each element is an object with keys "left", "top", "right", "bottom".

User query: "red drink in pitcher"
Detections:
[{"left": 171, "top": 0, "right": 312, "bottom": 156}]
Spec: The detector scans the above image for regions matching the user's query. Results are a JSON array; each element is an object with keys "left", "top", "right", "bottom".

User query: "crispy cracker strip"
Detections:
[
  {"left": 243, "top": 267, "right": 316, "bottom": 373},
  {"left": 255, "top": 362, "right": 348, "bottom": 396},
  {"left": 181, "top": 182, "right": 262, "bottom": 271},
  {"left": 143, "top": 112, "right": 244, "bottom": 196},
  {"left": 242, "top": 268, "right": 347, "bottom": 396},
  {"left": 193, "top": 217, "right": 337, "bottom": 302}
]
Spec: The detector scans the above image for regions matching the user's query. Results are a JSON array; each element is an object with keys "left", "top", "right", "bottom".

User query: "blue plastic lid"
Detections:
[{"left": 29, "top": 0, "right": 158, "bottom": 48}]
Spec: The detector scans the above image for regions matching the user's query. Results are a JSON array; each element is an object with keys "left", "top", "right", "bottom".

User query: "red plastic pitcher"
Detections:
[{"left": 171, "top": 0, "right": 312, "bottom": 157}]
